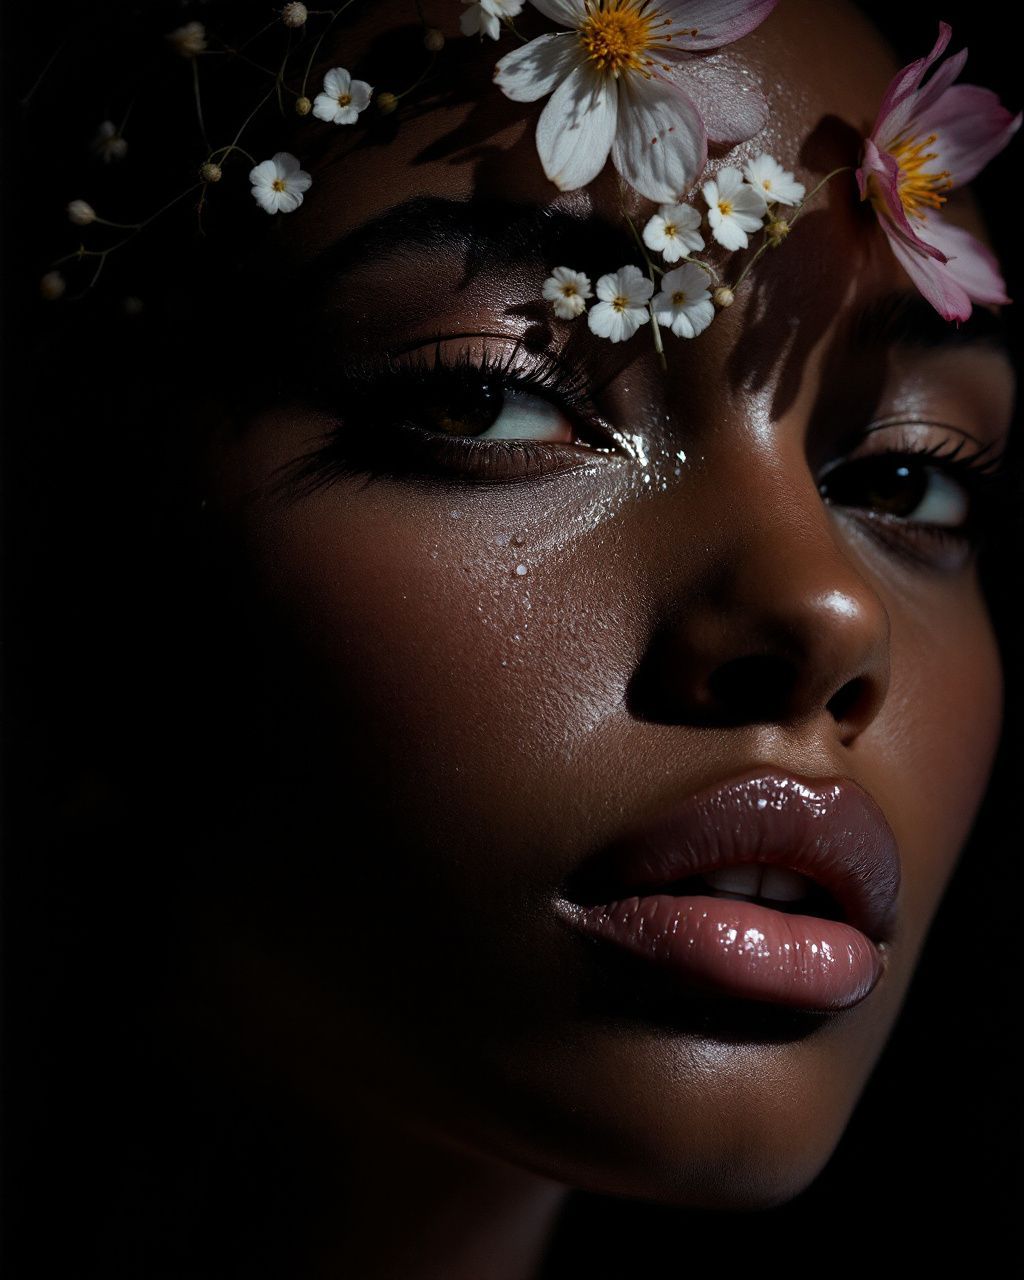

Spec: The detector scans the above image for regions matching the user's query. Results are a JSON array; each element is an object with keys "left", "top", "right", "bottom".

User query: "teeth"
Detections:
[
  {"left": 703, "top": 864, "right": 762, "bottom": 896},
  {"left": 759, "top": 866, "right": 811, "bottom": 902},
  {"left": 701, "top": 863, "right": 813, "bottom": 903}
]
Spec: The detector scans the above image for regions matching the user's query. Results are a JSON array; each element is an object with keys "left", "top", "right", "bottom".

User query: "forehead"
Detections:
[{"left": 291, "top": 0, "right": 912, "bottom": 258}]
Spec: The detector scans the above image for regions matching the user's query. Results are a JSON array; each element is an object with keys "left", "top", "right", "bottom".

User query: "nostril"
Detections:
[
  {"left": 706, "top": 654, "right": 797, "bottom": 723},
  {"left": 826, "top": 676, "right": 871, "bottom": 727}
]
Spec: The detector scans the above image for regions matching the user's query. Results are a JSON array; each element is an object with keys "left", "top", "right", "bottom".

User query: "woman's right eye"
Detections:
[{"left": 281, "top": 342, "right": 623, "bottom": 492}]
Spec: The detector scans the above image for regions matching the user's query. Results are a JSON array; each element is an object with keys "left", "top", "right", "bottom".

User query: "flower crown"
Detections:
[{"left": 37, "top": 1, "right": 1022, "bottom": 368}]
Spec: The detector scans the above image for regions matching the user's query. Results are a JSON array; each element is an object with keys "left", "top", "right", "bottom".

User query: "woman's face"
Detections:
[{"left": 205, "top": 0, "right": 1015, "bottom": 1206}]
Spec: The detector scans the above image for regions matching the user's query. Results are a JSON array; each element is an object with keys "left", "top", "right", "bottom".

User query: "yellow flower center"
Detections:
[
  {"left": 718, "top": 199, "right": 733, "bottom": 217},
  {"left": 612, "top": 294, "right": 630, "bottom": 312},
  {"left": 888, "top": 130, "right": 953, "bottom": 219},
  {"left": 664, "top": 222, "right": 677, "bottom": 237},
  {"left": 337, "top": 92, "right": 352, "bottom": 106},
  {"left": 578, "top": 2, "right": 661, "bottom": 78},
  {"left": 272, "top": 178, "right": 287, "bottom": 191},
  {"left": 672, "top": 290, "right": 686, "bottom": 305},
  {"left": 561, "top": 284, "right": 578, "bottom": 297}
]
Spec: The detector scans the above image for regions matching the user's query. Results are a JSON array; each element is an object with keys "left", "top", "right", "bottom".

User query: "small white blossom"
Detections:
[
  {"left": 743, "top": 154, "right": 805, "bottom": 207},
  {"left": 313, "top": 67, "right": 373, "bottom": 125},
  {"left": 588, "top": 265, "right": 653, "bottom": 343},
  {"left": 653, "top": 264, "right": 715, "bottom": 340},
  {"left": 642, "top": 203, "right": 704, "bottom": 264},
  {"left": 460, "top": 0, "right": 524, "bottom": 41},
  {"left": 92, "top": 121, "right": 127, "bottom": 164},
  {"left": 703, "top": 167, "right": 766, "bottom": 251},
  {"left": 281, "top": 2, "right": 308, "bottom": 27},
  {"left": 67, "top": 199, "right": 97, "bottom": 226},
  {"left": 40, "top": 271, "right": 66, "bottom": 301},
  {"left": 167, "top": 21, "right": 206, "bottom": 58},
  {"left": 542, "top": 266, "right": 593, "bottom": 320},
  {"left": 249, "top": 152, "right": 312, "bottom": 214}
]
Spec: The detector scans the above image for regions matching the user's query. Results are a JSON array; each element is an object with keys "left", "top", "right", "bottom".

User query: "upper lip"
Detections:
[{"left": 563, "top": 769, "right": 901, "bottom": 944}]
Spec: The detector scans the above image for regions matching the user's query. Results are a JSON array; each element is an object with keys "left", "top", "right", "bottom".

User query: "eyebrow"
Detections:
[
  {"left": 296, "top": 196, "right": 637, "bottom": 291},
  {"left": 847, "top": 290, "right": 1012, "bottom": 359}
]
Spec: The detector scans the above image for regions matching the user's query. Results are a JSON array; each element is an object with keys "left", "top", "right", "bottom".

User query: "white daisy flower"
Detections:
[
  {"left": 493, "top": 0, "right": 777, "bottom": 203},
  {"left": 313, "top": 68, "right": 373, "bottom": 125},
  {"left": 653, "top": 263, "right": 715, "bottom": 339},
  {"left": 742, "top": 153, "right": 805, "bottom": 206},
  {"left": 543, "top": 266, "right": 593, "bottom": 319},
  {"left": 249, "top": 152, "right": 312, "bottom": 214},
  {"left": 703, "top": 166, "right": 766, "bottom": 250},
  {"left": 588, "top": 265, "right": 653, "bottom": 343},
  {"left": 461, "top": 0, "right": 525, "bottom": 40},
  {"left": 642, "top": 202, "right": 704, "bottom": 263}
]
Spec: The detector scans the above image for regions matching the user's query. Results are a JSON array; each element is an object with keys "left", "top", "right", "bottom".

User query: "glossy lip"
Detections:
[{"left": 561, "top": 769, "right": 902, "bottom": 945}]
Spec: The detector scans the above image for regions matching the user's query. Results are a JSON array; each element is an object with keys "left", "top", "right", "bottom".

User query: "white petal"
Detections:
[
  {"left": 249, "top": 159, "right": 278, "bottom": 186},
  {"left": 536, "top": 64, "right": 618, "bottom": 191},
  {"left": 708, "top": 211, "right": 749, "bottom": 250},
  {"left": 611, "top": 74, "right": 706, "bottom": 203},
  {"left": 323, "top": 67, "right": 351, "bottom": 97},
  {"left": 659, "top": 51, "right": 768, "bottom": 144},
  {"left": 312, "top": 93, "right": 338, "bottom": 122},
  {"left": 494, "top": 33, "right": 582, "bottom": 103},
  {"left": 350, "top": 81, "right": 373, "bottom": 110},
  {"left": 528, "top": 0, "right": 586, "bottom": 24}
]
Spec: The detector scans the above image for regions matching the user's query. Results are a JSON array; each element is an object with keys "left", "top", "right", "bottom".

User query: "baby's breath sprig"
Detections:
[{"left": 540, "top": 153, "right": 846, "bottom": 362}]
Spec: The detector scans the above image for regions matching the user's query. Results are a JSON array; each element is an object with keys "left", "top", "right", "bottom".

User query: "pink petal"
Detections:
[
  {"left": 915, "top": 84, "right": 1023, "bottom": 186},
  {"left": 869, "top": 21, "right": 952, "bottom": 139},
  {"left": 536, "top": 64, "right": 619, "bottom": 191},
  {"left": 611, "top": 74, "right": 706, "bottom": 202},
  {"left": 915, "top": 217, "right": 1010, "bottom": 306},
  {"left": 527, "top": 0, "right": 585, "bottom": 25},
  {"left": 659, "top": 0, "right": 779, "bottom": 50},
  {"left": 884, "top": 223, "right": 972, "bottom": 322},
  {"left": 494, "top": 33, "right": 582, "bottom": 102},
  {"left": 858, "top": 139, "right": 947, "bottom": 262},
  {"left": 657, "top": 51, "right": 768, "bottom": 143}
]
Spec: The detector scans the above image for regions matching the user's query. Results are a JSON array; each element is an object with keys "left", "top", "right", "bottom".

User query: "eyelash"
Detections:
[
  {"left": 277, "top": 343, "right": 1007, "bottom": 557},
  {"left": 280, "top": 341, "right": 614, "bottom": 493}
]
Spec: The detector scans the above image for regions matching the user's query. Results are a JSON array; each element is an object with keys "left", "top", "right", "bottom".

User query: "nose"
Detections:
[{"left": 628, "top": 461, "right": 892, "bottom": 745}]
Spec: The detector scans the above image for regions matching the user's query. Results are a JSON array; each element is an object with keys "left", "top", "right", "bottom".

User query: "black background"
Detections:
[{"left": 2, "top": 2, "right": 1021, "bottom": 1274}]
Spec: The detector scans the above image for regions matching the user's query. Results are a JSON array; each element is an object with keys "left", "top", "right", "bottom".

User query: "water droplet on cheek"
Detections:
[{"left": 515, "top": 563, "right": 528, "bottom": 577}]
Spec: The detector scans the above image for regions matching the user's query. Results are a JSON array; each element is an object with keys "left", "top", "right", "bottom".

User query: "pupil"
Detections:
[
  {"left": 420, "top": 378, "right": 505, "bottom": 436},
  {"left": 820, "top": 457, "right": 928, "bottom": 517}
]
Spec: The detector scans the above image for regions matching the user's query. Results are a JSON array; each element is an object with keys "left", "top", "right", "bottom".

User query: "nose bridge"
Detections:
[{"left": 634, "top": 437, "right": 892, "bottom": 739}]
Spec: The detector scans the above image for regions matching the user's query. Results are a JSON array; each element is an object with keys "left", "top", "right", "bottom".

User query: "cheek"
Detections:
[{"left": 867, "top": 573, "right": 1002, "bottom": 964}]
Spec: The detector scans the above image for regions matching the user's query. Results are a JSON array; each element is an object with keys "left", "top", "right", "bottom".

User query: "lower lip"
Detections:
[{"left": 563, "top": 894, "right": 885, "bottom": 1012}]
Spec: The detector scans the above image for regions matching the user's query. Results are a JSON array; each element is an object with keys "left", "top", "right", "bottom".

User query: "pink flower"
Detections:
[
  {"left": 857, "top": 22, "right": 1021, "bottom": 322},
  {"left": 494, "top": 0, "right": 779, "bottom": 204}
]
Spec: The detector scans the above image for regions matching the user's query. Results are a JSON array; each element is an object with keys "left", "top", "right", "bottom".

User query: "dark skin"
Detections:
[{"left": 186, "top": 2, "right": 1016, "bottom": 1275}]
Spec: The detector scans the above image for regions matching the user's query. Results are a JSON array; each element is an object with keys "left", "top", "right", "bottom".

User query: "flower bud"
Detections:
[
  {"left": 167, "top": 21, "right": 206, "bottom": 57},
  {"left": 376, "top": 91, "right": 399, "bottom": 115},
  {"left": 713, "top": 286, "right": 735, "bottom": 309},
  {"left": 295, "top": 95, "right": 312, "bottom": 116},
  {"left": 122, "top": 296, "right": 145, "bottom": 317},
  {"left": 92, "top": 121, "right": 127, "bottom": 163},
  {"left": 67, "top": 199, "right": 97, "bottom": 226},
  {"left": 281, "top": 2, "right": 308, "bottom": 26},
  {"left": 40, "top": 271, "right": 66, "bottom": 301},
  {"left": 200, "top": 162, "right": 223, "bottom": 183},
  {"left": 765, "top": 218, "right": 790, "bottom": 247},
  {"left": 423, "top": 28, "right": 445, "bottom": 52}
]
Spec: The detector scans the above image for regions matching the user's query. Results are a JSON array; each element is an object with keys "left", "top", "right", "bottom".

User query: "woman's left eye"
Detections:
[{"left": 818, "top": 455, "right": 970, "bottom": 527}]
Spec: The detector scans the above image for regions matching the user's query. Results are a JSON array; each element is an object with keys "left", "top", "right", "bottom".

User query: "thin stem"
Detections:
[
  {"left": 622, "top": 209, "right": 668, "bottom": 372},
  {"left": 789, "top": 164, "right": 853, "bottom": 228},
  {"left": 192, "top": 56, "right": 211, "bottom": 149},
  {"left": 20, "top": 38, "right": 67, "bottom": 109},
  {"left": 302, "top": 1, "right": 362, "bottom": 98}
]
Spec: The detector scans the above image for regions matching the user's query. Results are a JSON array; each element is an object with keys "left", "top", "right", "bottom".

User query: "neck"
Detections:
[{"left": 313, "top": 1118, "right": 568, "bottom": 1280}]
